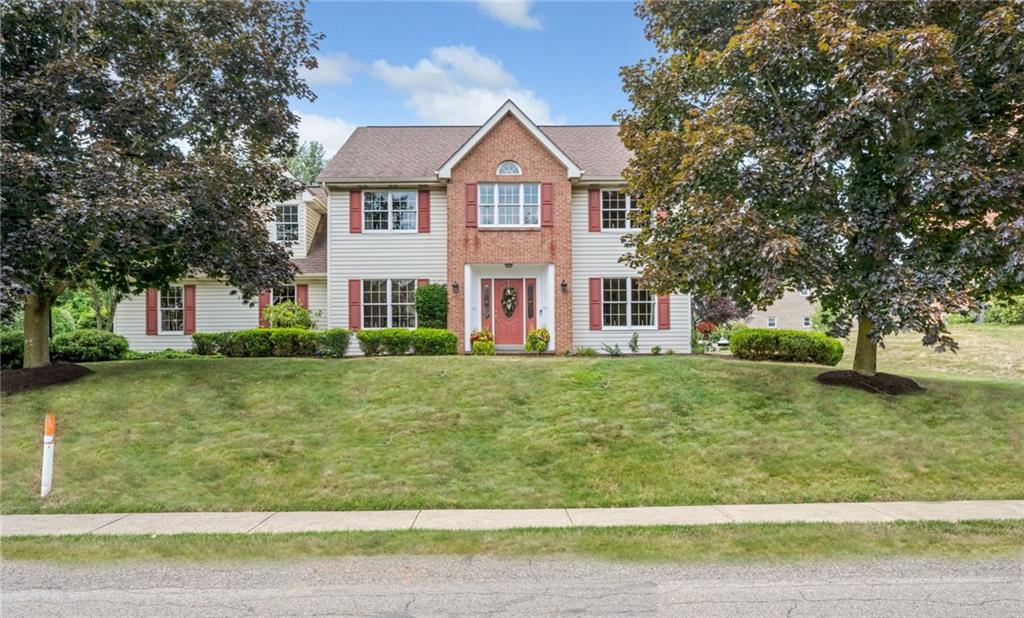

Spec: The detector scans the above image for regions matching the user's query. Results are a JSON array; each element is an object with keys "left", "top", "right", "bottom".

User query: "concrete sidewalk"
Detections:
[{"left": 3, "top": 500, "right": 1021, "bottom": 537}]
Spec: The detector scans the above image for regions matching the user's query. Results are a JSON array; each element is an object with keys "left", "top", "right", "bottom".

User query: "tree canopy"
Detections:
[
  {"left": 616, "top": 0, "right": 1023, "bottom": 375},
  {"left": 1, "top": 0, "right": 322, "bottom": 366},
  {"left": 289, "top": 141, "right": 327, "bottom": 184}
]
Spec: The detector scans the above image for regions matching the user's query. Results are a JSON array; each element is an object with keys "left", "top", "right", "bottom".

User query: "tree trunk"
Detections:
[
  {"left": 23, "top": 293, "right": 53, "bottom": 369},
  {"left": 852, "top": 317, "right": 877, "bottom": 377}
]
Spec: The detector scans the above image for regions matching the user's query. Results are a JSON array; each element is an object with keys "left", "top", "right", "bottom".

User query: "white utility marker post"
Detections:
[{"left": 40, "top": 413, "right": 55, "bottom": 497}]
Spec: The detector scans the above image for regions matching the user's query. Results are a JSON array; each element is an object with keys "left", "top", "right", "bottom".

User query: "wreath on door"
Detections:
[{"left": 501, "top": 286, "right": 518, "bottom": 318}]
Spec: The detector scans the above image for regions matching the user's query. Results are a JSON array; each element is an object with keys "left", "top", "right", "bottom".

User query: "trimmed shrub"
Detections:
[
  {"left": 415, "top": 283, "right": 448, "bottom": 329},
  {"left": 269, "top": 328, "right": 319, "bottom": 357},
  {"left": 410, "top": 328, "right": 457, "bottom": 355},
  {"left": 945, "top": 312, "right": 977, "bottom": 325},
  {"left": 357, "top": 328, "right": 413, "bottom": 356},
  {"left": 730, "top": 328, "right": 844, "bottom": 366},
  {"left": 318, "top": 328, "right": 351, "bottom": 358},
  {"left": 191, "top": 333, "right": 219, "bottom": 355},
  {"left": 472, "top": 340, "right": 496, "bottom": 355},
  {"left": 124, "top": 349, "right": 199, "bottom": 360},
  {"left": 217, "top": 329, "right": 273, "bottom": 357},
  {"left": 525, "top": 328, "right": 550, "bottom": 354},
  {"left": 1, "top": 329, "right": 24, "bottom": 369},
  {"left": 51, "top": 329, "right": 129, "bottom": 362},
  {"left": 984, "top": 295, "right": 1024, "bottom": 324},
  {"left": 262, "top": 301, "right": 318, "bottom": 329}
]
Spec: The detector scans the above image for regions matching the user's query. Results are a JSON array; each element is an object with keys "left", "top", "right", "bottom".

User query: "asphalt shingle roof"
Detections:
[{"left": 319, "top": 125, "right": 628, "bottom": 181}]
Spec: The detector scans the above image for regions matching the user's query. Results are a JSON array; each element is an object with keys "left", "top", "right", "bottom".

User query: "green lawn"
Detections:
[
  {"left": 836, "top": 323, "right": 1024, "bottom": 381},
  {"left": 2, "top": 352, "right": 1021, "bottom": 514},
  {"left": 3, "top": 521, "right": 1021, "bottom": 564}
]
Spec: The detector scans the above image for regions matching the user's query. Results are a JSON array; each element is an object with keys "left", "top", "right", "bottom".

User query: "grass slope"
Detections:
[
  {"left": 2, "top": 353, "right": 1021, "bottom": 514},
  {"left": 3, "top": 521, "right": 1021, "bottom": 564}
]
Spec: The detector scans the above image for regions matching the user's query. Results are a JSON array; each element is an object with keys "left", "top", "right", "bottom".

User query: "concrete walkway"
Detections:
[{"left": 3, "top": 500, "right": 1021, "bottom": 537}]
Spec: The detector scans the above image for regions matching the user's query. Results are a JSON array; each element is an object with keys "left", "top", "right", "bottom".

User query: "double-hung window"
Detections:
[
  {"left": 159, "top": 286, "right": 184, "bottom": 334},
  {"left": 362, "top": 279, "right": 416, "bottom": 328},
  {"left": 364, "top": 190, "right": 416, "bottom": 232},
  {"left": 602, "top": 278, "right": 655, "bottom": 328},
  {"left": 272, "top": 285, "right": 296, "bottom": 305},
  {"left": 478, "top": 183, "right": 539, "bottom": 227},
  {"left": 275, "top": 204, "right": 299, "bottom": 242},
  {"left": 601, "top": 190, "right": 636, "bottom": 230}
]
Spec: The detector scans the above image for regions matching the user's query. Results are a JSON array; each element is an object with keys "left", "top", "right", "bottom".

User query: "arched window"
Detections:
[{"left": 496, "top": 161, "right": 521, "bottom": 176}]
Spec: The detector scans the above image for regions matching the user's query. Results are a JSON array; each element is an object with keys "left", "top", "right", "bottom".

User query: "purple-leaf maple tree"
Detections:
[
  {"left": 2, "top": 0, "right": 322, "bottom": 367},
  {"left": 616, "top": 0, "right": 1023, "bottom": 376}
]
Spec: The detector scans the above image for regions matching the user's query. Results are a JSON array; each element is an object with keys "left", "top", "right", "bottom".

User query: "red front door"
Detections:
[{"left": 493, "top": 278, "right": 524, "bottom": 345}]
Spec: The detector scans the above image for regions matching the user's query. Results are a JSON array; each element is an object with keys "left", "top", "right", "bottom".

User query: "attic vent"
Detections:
[{"left": 496, "top": 161, "right": 521, "bottom": 176}]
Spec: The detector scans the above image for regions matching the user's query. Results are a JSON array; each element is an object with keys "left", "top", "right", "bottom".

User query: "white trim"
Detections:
[
  {"left": 463, "top": 263, "right": 472, "bottom": 351},
  {"left": 437, "top": 100, "right": 583, "bottom": 180},
  {"left": 599, "top": 189, "right": 637, "bottom": 232},
  {"left": 157, "top": 286, "right": 184, "bottom": 335},
  {"left": 601, "top": 277, "right": 656, "bottom": 329},
  {"left": 478, "top": 182, "right": 540, "bottom": 228},
  {"left": 362, "top": 189, "right": 418, "bottom": 234}
]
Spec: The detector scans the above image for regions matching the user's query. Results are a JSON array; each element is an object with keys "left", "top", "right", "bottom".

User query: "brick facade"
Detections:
[{"left": 446, "top": 114, "right": 573, "bottom": 353}]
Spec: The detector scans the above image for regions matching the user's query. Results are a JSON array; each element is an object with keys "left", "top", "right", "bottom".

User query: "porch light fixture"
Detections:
[
  {"left": 560, "top": 279, "right": 568, "bottom": 293},
  {"left": 504, "top": 263, "right": 513, "bottom": 269},
  {"left": 452, "top": 281, "right": 460, "bottom": 294}
]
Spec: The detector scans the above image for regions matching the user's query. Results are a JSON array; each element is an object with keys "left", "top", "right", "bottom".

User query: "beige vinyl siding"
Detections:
[
  {"left": 304, "top": 277, "right": 328, "bottom": 328},
  {"left": 326, "top": 188, "right": 448, "bottom": 355},
  {"left": 304, "top": 205, "right": 322, "bottom": 254},
  {"left": 747, "top": 290, "right": 815, "bottom": 330},
  {"left": 114, "top": 279, "right": 329, "bottom": 351},
  {"left": 570, "top": 189, "right": 692, "bottom": 354}
]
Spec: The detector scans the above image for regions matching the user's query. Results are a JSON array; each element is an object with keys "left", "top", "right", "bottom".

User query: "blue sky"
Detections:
[{"left": 294, "top": 1, "right": 654, "bottom": 154}]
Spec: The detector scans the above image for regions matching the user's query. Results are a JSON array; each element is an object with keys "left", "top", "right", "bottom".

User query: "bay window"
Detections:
[
  {"left": 362, "top": 279, "right": 416, "bottom": 328},
  {"left": 479, "top": 183, "right": 539, "bottom": 227},
  {"left": 602, "top": 278, "right": 655, "bottom": 328},
  {"left": 364, "top": 190, "right": 416, "bottom": 232}
]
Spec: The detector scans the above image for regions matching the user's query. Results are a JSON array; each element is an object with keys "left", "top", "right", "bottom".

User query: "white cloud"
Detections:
[
  {"left": 371, "top": 45, "right": 559, "bottom": 124},
  {"left": 476, "top": 1, "right": 542, "bottom": 30},
  {"left": 296, "top": 112, "right": 356, "bottom": 155},
  {"left": 299, "top": 52, "right": 363, "bottom": 86}
]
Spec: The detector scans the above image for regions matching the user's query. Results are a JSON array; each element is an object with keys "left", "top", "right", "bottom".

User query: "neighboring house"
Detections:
[
  {"left": 746, "top": 290, "right": 815, "bottom": 330},
  {"left": 114, "top": 100, "right": 693, "bottom": 354}
]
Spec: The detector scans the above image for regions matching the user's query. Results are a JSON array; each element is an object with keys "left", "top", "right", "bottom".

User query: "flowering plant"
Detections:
[
  {"left": 470, "top": 329, "right": 493, "bottom": 344},
  {"left": 696, "top": 320, "right": 717, "bottom": 335}
]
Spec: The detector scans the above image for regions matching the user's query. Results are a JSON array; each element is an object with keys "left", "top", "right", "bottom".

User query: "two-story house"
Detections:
[{"left": 114, "top": 101, "right": 693, "bottom": 354}]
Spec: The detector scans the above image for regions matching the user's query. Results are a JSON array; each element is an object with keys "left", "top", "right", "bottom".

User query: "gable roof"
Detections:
[
  {"left": 436, "top": 100, "right": 582, "bottom": 180},
  {"left": 319, "top": 102, "right": 629, "bottom": 183}
]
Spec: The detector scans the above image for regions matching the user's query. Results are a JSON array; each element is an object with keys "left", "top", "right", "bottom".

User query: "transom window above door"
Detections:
[
  {"left": 496, "top": 161, "right": 521, "bottom": 175},
  {"left": 363, "top": 190, "right": 417, "bottom": 232},
  {"left": 478, "top": 183, "right": 540, "bottom": 227}
]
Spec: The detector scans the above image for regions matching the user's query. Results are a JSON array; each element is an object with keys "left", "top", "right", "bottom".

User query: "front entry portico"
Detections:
[{"left": 465, "top": 264, "right": 556, "bottom": 352}]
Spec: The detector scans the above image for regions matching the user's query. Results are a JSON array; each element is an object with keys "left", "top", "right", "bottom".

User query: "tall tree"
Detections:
[
  {"left": 2, "top": 0, "right": 322, "bottom": 367},
  {"left": 289, "top": 140, "right": 326, "bottom": 184},
  {"left": 617, "top": 0, "right": 1023, "bottom": 376}
]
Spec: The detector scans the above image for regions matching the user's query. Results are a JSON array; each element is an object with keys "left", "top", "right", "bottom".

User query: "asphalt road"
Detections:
[{"left": 2, "top": 556, "right": 1022, "bottom": 617}]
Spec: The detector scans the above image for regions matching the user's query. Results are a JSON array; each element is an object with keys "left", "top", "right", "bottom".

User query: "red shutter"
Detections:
[
  {"left": 349, "top": 190, "right": 362, "bottom": 234},
  {"left": 145, "top": 288, "right": 158, "bottom": 335},
  {"left": 417, "top": 278, "right": 429, "bottom": 287},
  {"left": 541, "top": 183, "right": 554, "bottom": 227},
  {"left": 296, "top": 284, "right": 308, "bottom": 309},
  {"left": 658, "top": 295, "right": 671, "bottom": 330},
  {"left": 657, "top": 207, "right": 668, "bottom": 221},
  {"left": 418, "top": 190, "right": 431, "bottom": 233},
  {"left": 258, "top": 290, "right": 271, "bottom": 327},
  {"left": 589, "top": 278, "right": 602, "bottom": 331},
  {"left": 465, "top": 183, "right": 477, "bottom": 227},
  {"left": 183, "top": 285, "right": 196, "bottom": 335},
  {"left": 348, "top": 279, "right": 361, "bottom": 331},
  {"left": 588, "top": 189, "right": 601, "bottom": 232}
]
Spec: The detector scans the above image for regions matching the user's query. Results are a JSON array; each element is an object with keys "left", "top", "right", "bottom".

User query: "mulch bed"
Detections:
[
  {"left": 816, "top": 370, "right": 923, "bottom": 395},
  {"left": 1, "top": 362, "right": 93, "bottom": 396}
]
